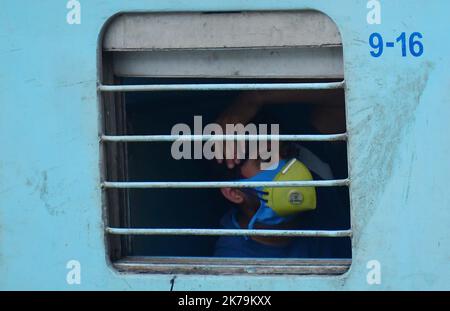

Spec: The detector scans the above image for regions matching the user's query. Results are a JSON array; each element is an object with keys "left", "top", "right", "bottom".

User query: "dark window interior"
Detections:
[{"left": 105, "top": 77, "right": 351, "bottom": 260}]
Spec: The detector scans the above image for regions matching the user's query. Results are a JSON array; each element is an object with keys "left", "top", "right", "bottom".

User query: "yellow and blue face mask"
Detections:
[{"left": 239, "top": 158, "right": 317, "bottom": 229}]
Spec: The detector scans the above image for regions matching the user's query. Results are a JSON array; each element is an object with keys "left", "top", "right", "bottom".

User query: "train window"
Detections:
[{"left": 100, "top": 11, "right": 351, "bottom": 275}]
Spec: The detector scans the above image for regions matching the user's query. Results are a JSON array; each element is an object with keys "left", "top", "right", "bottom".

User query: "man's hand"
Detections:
[{"left": 215, "top": 92, "right": 263, "bottom": 169}]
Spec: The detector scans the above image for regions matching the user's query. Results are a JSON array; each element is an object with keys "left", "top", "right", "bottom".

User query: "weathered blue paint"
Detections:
[{"left": 0, "top": 0, "right": 449, "bottom": 290}]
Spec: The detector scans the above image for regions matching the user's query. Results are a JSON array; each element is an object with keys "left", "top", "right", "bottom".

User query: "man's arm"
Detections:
[{"left": 215, "top": 90, "right": 346, "bottom": 168}]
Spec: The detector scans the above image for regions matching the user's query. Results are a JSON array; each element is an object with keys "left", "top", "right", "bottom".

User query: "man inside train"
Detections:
[{"left": 212, "top": 91, "right": 350, "bottom": 258}]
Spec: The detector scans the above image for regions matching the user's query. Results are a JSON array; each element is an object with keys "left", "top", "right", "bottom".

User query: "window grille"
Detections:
[{"left": 100, "top": 11, "right": 351, "bottom": 275}]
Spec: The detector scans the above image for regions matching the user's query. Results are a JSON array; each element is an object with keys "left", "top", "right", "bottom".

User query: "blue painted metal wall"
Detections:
[{"left": 0, "top": 0, "right": 449, "bottom": 290}]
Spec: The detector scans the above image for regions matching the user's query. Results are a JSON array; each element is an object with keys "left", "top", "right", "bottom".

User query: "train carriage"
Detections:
[{"left": 0, "top": 0, "right": 449, "bottom": 290}]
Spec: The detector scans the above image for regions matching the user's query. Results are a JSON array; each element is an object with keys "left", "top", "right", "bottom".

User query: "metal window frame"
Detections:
[
  {"left": 98, "top": 11, "right": 352, "bottom": 276},
  {"left": 114, "top": 257, "right": 352, "bottom": 275},
  {"left": 99, "top": 81, "right": 352, "bottom": 275}
]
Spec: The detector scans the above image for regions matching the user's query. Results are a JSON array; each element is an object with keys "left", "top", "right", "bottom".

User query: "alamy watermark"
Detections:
[
  {"left": 171, "top": 116, "right": 280, "bottom": 170},
  {"left": 66, "top": 0, "right": 81, "bottom": 25},
  {"left": 366, "top": 259, "right": 382, "bottom": 285},
  {"left": 66, "top": 259, "right": 81, "bottom": 285},
  {"left": 367, "top": 0, "right": 382, "bottom": 25}
]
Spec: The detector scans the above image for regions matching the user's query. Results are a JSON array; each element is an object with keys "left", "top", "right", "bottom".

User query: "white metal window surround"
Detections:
[{"left": 99, "top": 11, "right": 351, "bottom": 275}]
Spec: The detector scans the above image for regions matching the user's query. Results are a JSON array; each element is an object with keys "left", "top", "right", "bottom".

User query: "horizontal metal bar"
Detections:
[
  {"left": 102, "top": 179, "right": 349, "bottom": 189},
  {"left": 101, "top": 133, "right": 347, "bottom": 142},
  {"left": 98, "top": 81, "right": 344, "bottom": 92},
  {"left": 106, "top": 227, "right": 352, "bottom": 238}
]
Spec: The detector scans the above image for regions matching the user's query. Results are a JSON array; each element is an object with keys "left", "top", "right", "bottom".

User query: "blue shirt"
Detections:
[
  {"left": 213, "top": 209, "right": 337, "bottom": 258},
  {"left": 214, "top": 146, "right": 351, "bottom": 259}
]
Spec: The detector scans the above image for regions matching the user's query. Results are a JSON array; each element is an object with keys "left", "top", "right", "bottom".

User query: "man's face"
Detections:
[{"left": 220, "top": 159, "right": 262, "bottom": 211}]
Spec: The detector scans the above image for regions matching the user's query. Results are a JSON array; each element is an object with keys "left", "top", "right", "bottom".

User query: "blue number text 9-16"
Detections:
[{"left": 369, "top": 32, "right": 424, "bottom": 58}]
